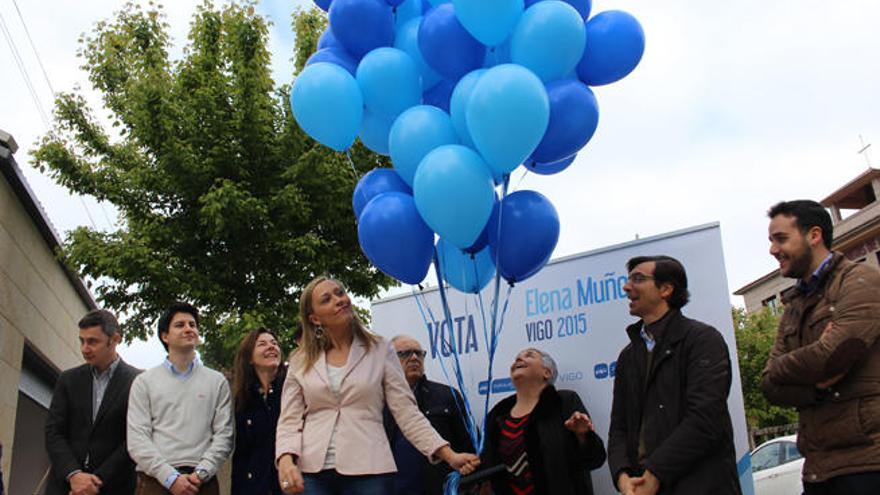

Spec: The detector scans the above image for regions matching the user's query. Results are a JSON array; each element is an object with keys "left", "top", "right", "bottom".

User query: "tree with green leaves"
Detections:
[
  {"left": 33, "top": 1, "right": 392, "bottom": 367},
  {"left": 732, "top": 306, "right": 798, "bottom": 430}
]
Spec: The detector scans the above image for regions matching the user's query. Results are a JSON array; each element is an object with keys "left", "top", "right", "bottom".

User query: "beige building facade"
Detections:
[
  {"left": 735, "top": 168, "right": 880, "bottom": 313},
  {"left": 1, "top": 130, "right": 96, "bottom": 493}
]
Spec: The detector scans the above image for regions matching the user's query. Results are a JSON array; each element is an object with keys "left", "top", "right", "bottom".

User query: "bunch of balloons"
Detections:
[{"left": 291, "top": 0, "right": 644, "bottom": 291}]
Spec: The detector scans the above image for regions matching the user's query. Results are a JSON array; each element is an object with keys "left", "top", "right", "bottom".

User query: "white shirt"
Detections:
[{"left": 321, "top": 364, "right": 346, "bottom": 470}]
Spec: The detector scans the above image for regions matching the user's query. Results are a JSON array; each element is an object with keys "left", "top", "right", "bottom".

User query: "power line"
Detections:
[
  {"left": 0, "top": 9, "right": 101, "bottom": 231},
  {"left": 10, "top": 0, "right": 55, "bottom": 95},
  {"left": 0, "top": 10, "right": 51, "bottom": 130}
]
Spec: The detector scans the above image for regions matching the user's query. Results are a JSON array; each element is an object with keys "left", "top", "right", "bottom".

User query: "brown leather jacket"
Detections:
[{"left": 761, "top": 252, "right": 880, "bottom": 483}]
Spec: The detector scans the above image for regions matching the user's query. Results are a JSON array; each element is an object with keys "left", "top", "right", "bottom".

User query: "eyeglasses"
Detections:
[
  {"left": 627, "top": 273, "right": 655, "bottom": 284},
  {"left": 396, "top": 349, "right": 427, "bottom": 360}
]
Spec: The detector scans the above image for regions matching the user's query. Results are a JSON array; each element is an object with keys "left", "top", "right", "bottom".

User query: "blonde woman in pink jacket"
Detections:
[{"left": 276, "top": 276, "right": 480, "bottom": 495}]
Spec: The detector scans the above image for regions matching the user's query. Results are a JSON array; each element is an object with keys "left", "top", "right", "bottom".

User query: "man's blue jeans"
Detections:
[{"left": 303, "top": 470, "right": 394, "bottom": 495}]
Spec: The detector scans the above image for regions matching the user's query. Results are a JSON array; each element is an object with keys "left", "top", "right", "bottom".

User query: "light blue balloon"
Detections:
[
  {"left": 394, "top": 17, "right": 442, "bottom": 90},
  {"left": 413, "top": 145, "right": 495, "bottom": 248},
  {"left": 389, "top": 105, "right": 459, "bottom": 186},
  {"left": 428, "top": 0, "right": 450, "bottom": 5},
  {"left": 357, "top": 47, "right": 422, "bottom": 119},
  {"left": 449, "top": 69, "right": 486, "bottom": 148},
  {"left": 483, "top": 40, "right": 511, "bottom": 67},
  {"left": 291, "top": 62, "right": 363, "bottom": 151},
  {"left": 466, "top": 64, "right": 549, "bottom": 176},
  {"left": 511, "top": 0, "right": 586, "bottom": 82},
  {"left": 437, "top": 239, "right": 495, "bottom": 293},
  {"left": 359, "top": 110, "right": 394, "bottom": 155},
  {"left": 453, "top": 0, "right": 524, "bottom": 47},
  {"left": 394, "top": 0, "right": 424, "bottom": 31}
]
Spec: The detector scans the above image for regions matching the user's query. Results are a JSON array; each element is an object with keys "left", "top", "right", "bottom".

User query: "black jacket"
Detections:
[
  {"left": 232, "top": 366, "right": 287, "bottom": 495},
  {"left": 44, "top": 359, "right": 140, "bottom": 495},
  {"left": 482, "top": 386, "right": 606, "bottom": 495},
  {"left": 383, "top": 375, "right": 474, "bottom": 495},
  {"left": 607, "top": 310, "right": 741, "bottom": 495}
]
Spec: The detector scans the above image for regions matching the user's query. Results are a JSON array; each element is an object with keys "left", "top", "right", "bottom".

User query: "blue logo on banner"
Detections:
[
  {"left": 478, "top": 378, "right": 515, "bottom": 395},
  {"left": 610, "top": 361, "right": 617, "bottom": 377},
  {"left": 594, "top": 363, "right": 609, "bottom": 379}
]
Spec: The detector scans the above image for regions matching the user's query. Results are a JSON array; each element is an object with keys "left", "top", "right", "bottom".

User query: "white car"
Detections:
[{"left": 751, "top": 434, "right": 804, "bottom": 495}]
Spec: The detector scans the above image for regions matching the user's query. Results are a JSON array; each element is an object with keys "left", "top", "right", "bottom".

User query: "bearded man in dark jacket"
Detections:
[
  {"left": 608, "top": 255, "right": 741, "bottom": 495},
  {"left": 762, "top": 200, "right": 880, "bottom": 495}
]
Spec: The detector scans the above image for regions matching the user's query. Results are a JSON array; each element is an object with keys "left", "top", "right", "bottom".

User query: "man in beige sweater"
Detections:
[{"left": 127, "top": 302, "right": 233, "bottom": 495}]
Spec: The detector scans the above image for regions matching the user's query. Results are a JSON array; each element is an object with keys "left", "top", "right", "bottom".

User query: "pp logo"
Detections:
[{"left": 594, "top": 361, "right": 617, "bottom": 380}]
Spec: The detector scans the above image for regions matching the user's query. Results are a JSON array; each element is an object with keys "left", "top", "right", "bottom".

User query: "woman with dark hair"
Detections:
[
  {"left": 480, "top": 348, "right": 606, "bottom": 495},
  {"left": 275, "top": 276, "right": 479, "bottom": 495},
  {"left": 232, "top": 328, "right": 286, "bottom": 495}
]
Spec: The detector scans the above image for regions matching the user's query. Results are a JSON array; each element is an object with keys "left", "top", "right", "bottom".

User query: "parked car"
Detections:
[{"left": 751, "top": 434, "right": 803, "bottom": 495}]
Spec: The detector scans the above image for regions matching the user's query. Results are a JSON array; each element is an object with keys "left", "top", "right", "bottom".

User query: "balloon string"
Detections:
[
  {"left": 345, "top": 150, "right": 360, "bottom": 179},
  {"left": 513, "top": 167, "right": 530, "bottom": 192},
  {"left": 412, "top": 283, "right": 479, "bottom": 451},
  {"left": 433, "top": 248, "right": 481, "bottom": 450}
]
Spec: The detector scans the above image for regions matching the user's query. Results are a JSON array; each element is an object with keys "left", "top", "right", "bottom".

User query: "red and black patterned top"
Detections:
[{"left": 498, "top": 413, "right": 535, "bottom": 495}]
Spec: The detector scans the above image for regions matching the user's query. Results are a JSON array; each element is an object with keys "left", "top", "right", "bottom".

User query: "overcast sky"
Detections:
[{"left": 2, "top": 0, "right": 879, "bottom": 368}]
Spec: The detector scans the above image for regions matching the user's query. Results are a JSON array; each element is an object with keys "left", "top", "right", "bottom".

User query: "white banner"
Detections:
[{"left": 371, "top": 223, "right": 754, "bottom": 495}]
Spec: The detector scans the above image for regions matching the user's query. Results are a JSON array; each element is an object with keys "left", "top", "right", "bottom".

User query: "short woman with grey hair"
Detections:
[{"left": 478, "top": 348, "right": 606, "bottom": 495}]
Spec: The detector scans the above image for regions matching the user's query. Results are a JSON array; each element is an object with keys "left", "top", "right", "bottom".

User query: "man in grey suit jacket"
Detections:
[{"left": 45, "top": 309, "right": 140, "bottom": 495}]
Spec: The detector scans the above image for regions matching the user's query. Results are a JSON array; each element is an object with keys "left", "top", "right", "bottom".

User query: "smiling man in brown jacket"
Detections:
[{"left": 761, "top": 200, "right": 880, "bottom": 495}]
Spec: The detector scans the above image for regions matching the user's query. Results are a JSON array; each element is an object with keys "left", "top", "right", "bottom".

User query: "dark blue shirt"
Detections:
[
  {"left": 232, "top": 369, "right": 286, "bottom": 495},
  {"left": 796, "top": 253, "right": 834, "bottom": 296}
]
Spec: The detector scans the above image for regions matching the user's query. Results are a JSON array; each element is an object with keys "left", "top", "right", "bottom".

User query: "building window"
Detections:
[{"left": 762, "top": 295, "right": 780, "bottom": 315}]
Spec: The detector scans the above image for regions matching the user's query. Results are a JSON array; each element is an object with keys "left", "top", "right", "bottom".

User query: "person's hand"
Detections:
[
  {"left": 69, "top": 472, "right": 102, "bottom": 495},
  {"left": 169, "top": 475, "right": 199, "bottom": 495},
  {"left": 450, "top": 452, "right": 481, "bottom": 474},
  {"left": 278, "top": 454, "right": 305, "bottom": 494},
  {"left": 617, "top": 472, "right": 637, "bottom": 495},
  {"left": 631, "top": 469, "right": 660, "bottom": 495},
  {"left": 186, "top": 472, "right": 202, "bottom": 488},
  {"left": 564, "top": 411, "right": 595, "bottom": 437}
]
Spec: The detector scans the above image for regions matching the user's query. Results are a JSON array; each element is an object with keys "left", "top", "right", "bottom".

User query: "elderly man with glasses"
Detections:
[{"left": 383, "top": 335, "right": 474, "bottom": 495}]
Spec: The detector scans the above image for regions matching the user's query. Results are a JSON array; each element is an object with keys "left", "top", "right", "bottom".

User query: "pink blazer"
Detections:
[{"left": 275, "top": 336, "right": 448, "bottom": 475}]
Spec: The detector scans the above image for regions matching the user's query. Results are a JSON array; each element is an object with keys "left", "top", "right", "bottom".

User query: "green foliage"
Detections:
[
  {"left": 33, "top": 1, "right": 393, "bottom": 368},
  {"left": 732, "top": 307, "right": 798, "bottom": 430}
]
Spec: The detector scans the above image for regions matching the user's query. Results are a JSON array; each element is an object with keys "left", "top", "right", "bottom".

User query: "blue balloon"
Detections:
[
  {"left": 466, "top": 64, "right": 549, "bottom": 176},
  {"left": 394, "top": 17, "right": 442, "bottom": 90},
  {"left": 483, "top": 40, "right": 511, "bottom": 67},
  {"left": 524, "top": 0, "right": 591, "bottom": 20},
  {"left": 511, "top": 1, "right": 586, "bottom": 82},
  {"left": 449, "top": 69, "right": 486, "bottom": 148},
  {"left": 306, "top": 47, "right": 358, "bottom": 76},
  {"left": 317, "top": 28, "right": 342, "bottom": 50},
  {"left": 291, "top": 63, "right": 363, "bottom": 151},
  {"left": 315, "top": 0, "right": 333, "bottom": 12},
  {"left": 394, "top": 0, "right": 423, "bottom": 31},
  {"left": 427, "top": 0, "right": 450, "bottom": 5},
  {"left": 437, "top": 239, "right": 495, "bottom": 293},
  {"left": 463, "top": 195, "right": 498, "bottom": 253},
  {"left": 488, "top": 190, "right": 559, "bottom": 283},
  {"left": 418, "top": 4, "right": 486, "bottom": 80},
  {"left": 389, "top": 105, "right": 459, "bottom": 186},
  {"left": 358, "top": 192, "right": 434, "bottom": 284},
  {"left": 352, "top": 168, "right": 412, "bottom": 217},
  {"left": 453, "top": 0, "right": 523, "bottom": 47},
  {"left": 529, "top": 79, "right": 598, "bottom": 163},
  {"left": 330, "top": 0, "right": 395, "bottom": 58},
  {"left": 386, "top": 0, "right": 406, "bottom": 6},
  {"left": 526, "top": 154, "right": 575, "bottom": 175},
  {"left": 422, "top": 79, "right": 455, "bottom": 113},
  {"left": 359, "top": 110, "right": 394, "bottom": 155},
  {"left": 357, "top": 48, "right": 422, "bottom": 119},
  {"left": 413, "top": 145, "right": 495, "bottom": 248},
  {"left": 577, "top": 10, "right": 645, "bottom": 86}
]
